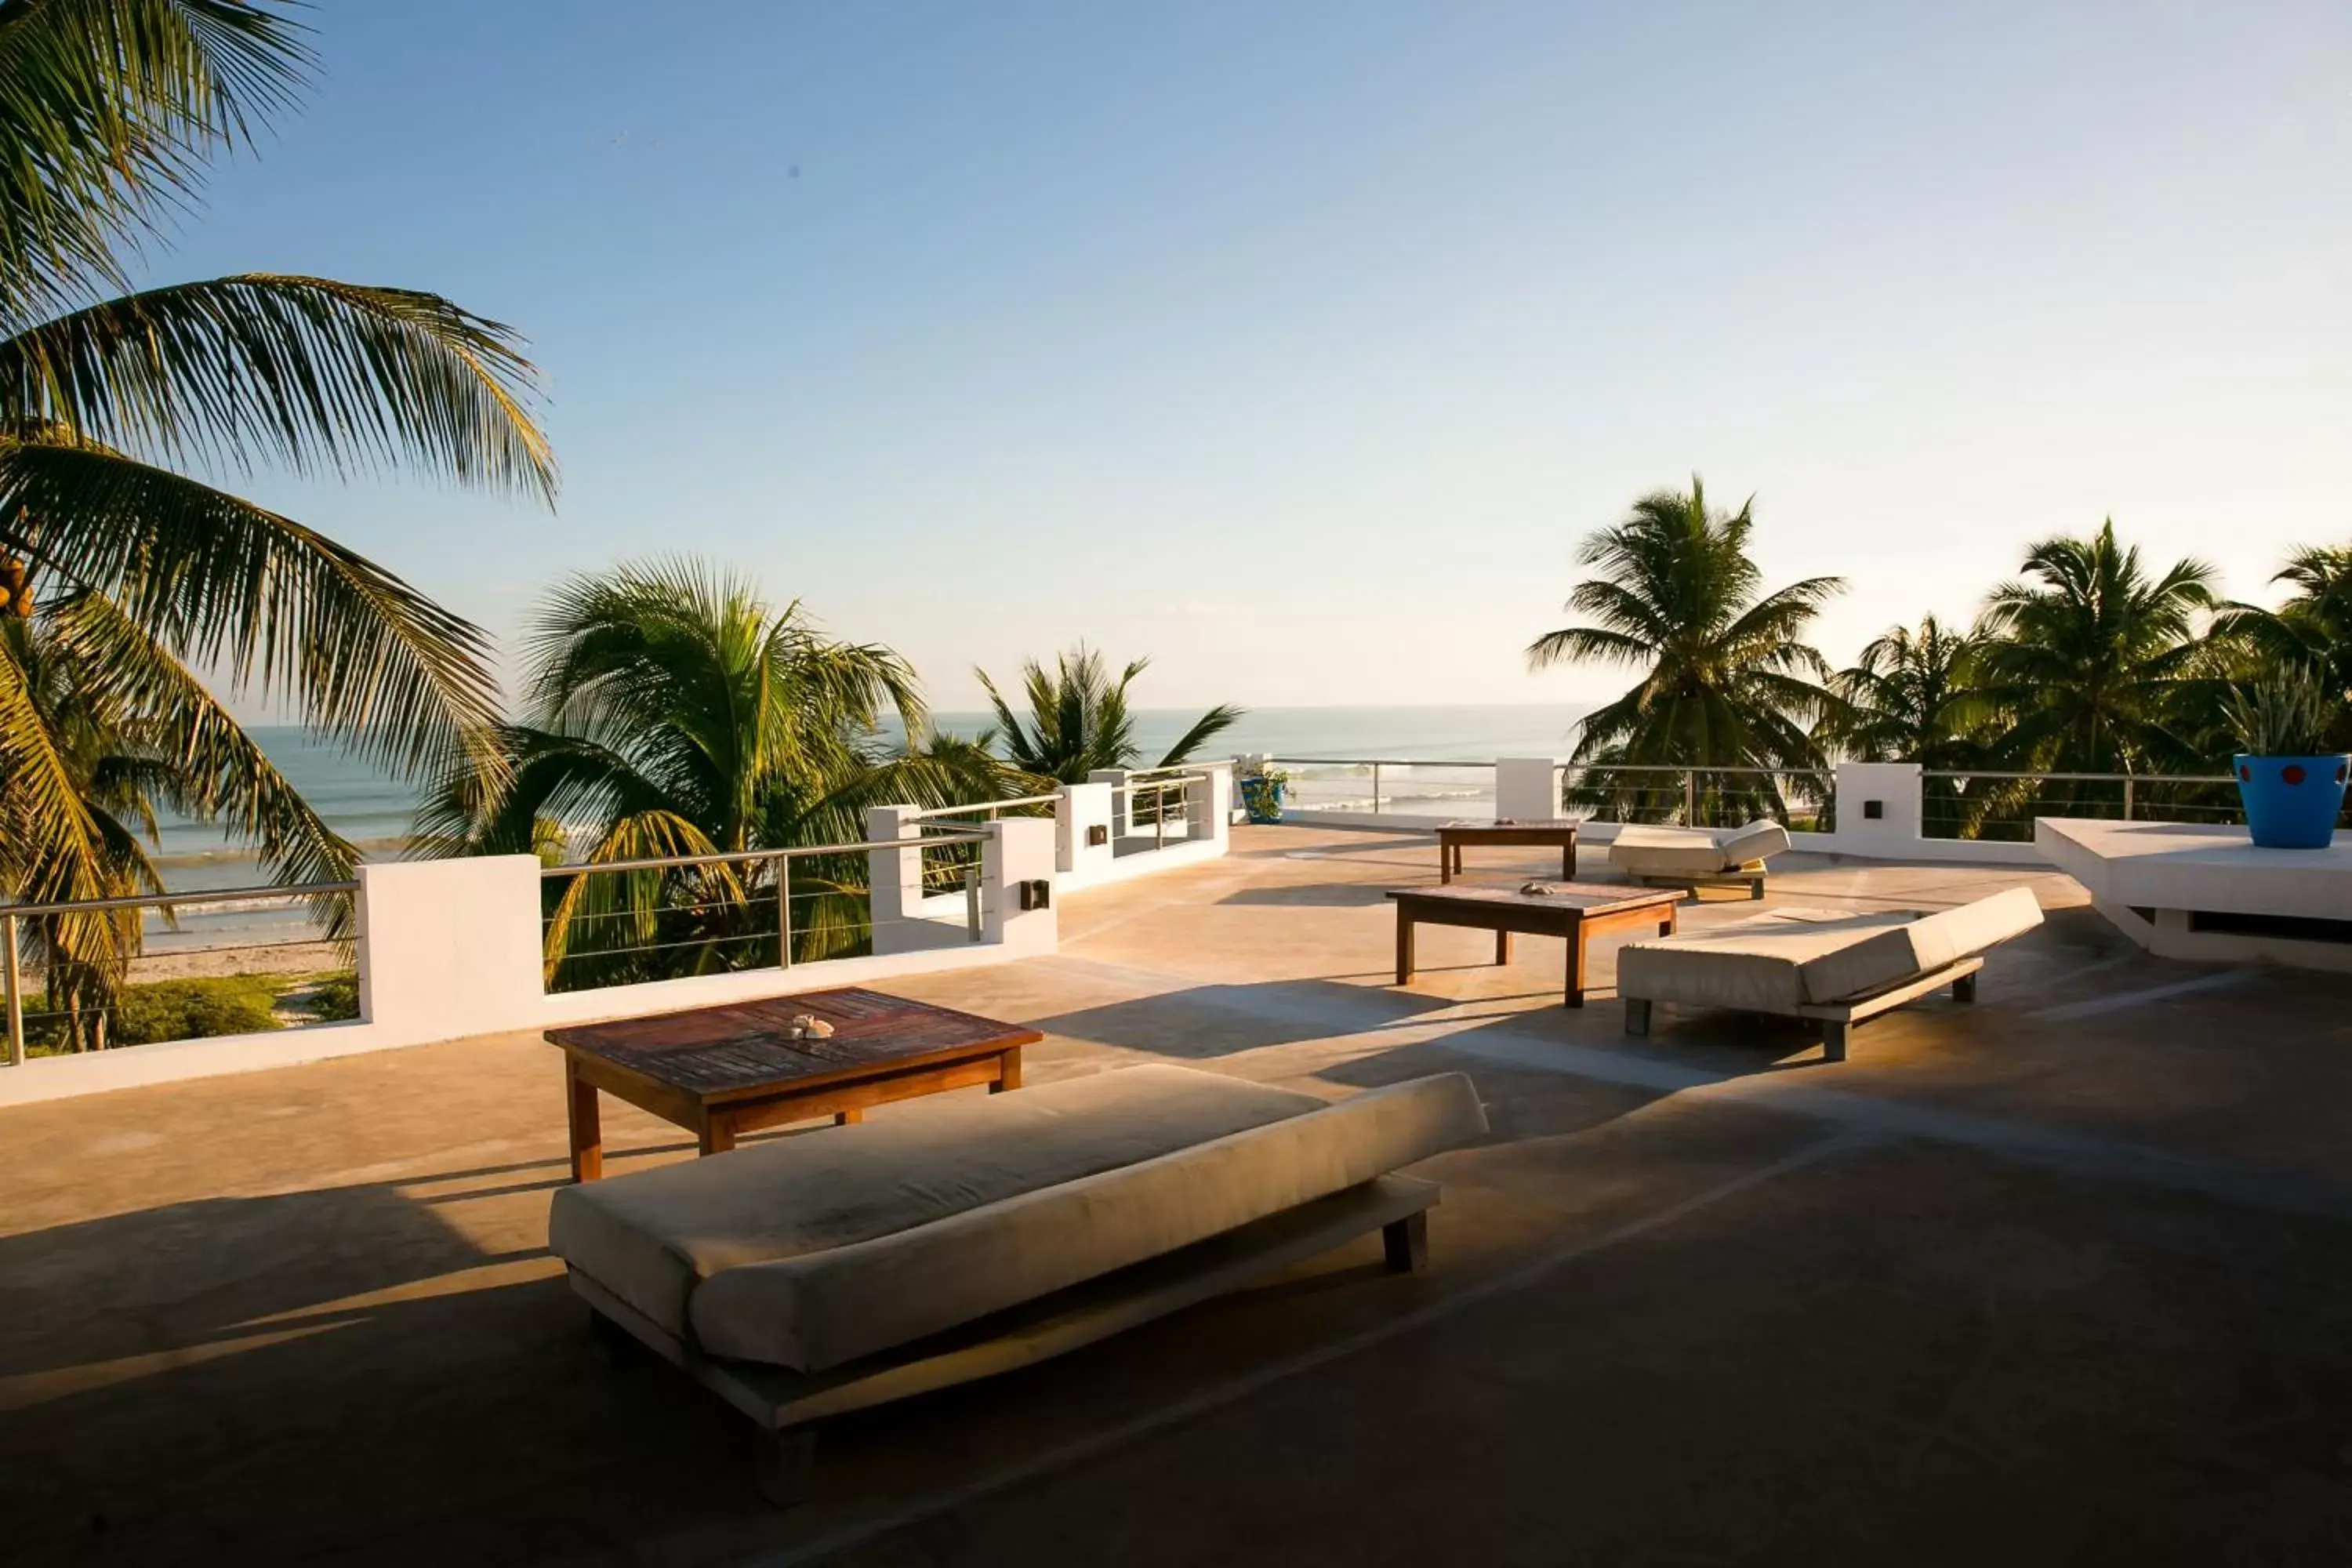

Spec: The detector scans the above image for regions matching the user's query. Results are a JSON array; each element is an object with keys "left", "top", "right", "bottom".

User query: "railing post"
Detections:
[
  {"left": 1155, "top": 782, "right": 1167, "bottom": 850},
  {"left": 1372, "top": 762, "right": 1382, "bottom": 815},
  {"left": 777, "top": 854, "right": 792, "bottom": 969},
  {"left": 1683, "top": 771, "right": 1698, "bottom": 826},
  {"left": 1087, "top": 768, "right": 1132, "bottom": 837},
  {"left": 964, "top": 865, "right": 982, "bottom": 942},
  {"left": 4, "top": 912, "right": 22, "bottom": 1067},
  {"left": 2122, "top": 776, "right": 2134, "bottom": 821}
]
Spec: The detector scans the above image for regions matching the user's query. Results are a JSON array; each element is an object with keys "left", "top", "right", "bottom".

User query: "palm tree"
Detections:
[
  {"left": 2, "top": 585, "right": 347, "bottom": 1047},
  {"left": 2212, "top": 544, "right": 2352, "bottom": 750},
  {"left": 1528, "top": 477, "right": 1844, "bottom": 825},
  {"left": 1827, "top": 615, "right": 1994, "bottom": 835},
  {"left": 977, "top": 645, "right": 1243, "bottom": 785},
  {"left": 419, "top": 561, "right": 1024, "bottom": 984},
  {"left": 1974, "top": 521, "right": 2217, "bottom": 778},
  {"left": 0, "top": 3, "right": 554, "bottom": 926}
]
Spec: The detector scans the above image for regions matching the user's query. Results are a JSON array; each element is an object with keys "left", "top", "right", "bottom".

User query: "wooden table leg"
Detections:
[
  {"left": 1495, "top": 930, "right": 1513, "bottom": 966},
  {"left": 1396, "top": 911, "right": 1416, "bottom": 985},
  {"left": 699, "top": 1114, "right": 737, "bottom": 1156},
  {"left": 1566, "top": 924, "right": 1590, "bottom": 1008},
  {"left": 993, "top": 1045, "right": 1023, "bottom": 1093},
  {"left": 834, "top": 1109, "right": 863, "bottom": 1126},
  {"left": 1440, "top": 840, "right": 1454, "bottom": 884},
  {"left": 1564, "top": 841, "right": 1577, "bottom": 880},
  {"left": 566, "top": 1056, "right": 603, "bottom": 1182}
]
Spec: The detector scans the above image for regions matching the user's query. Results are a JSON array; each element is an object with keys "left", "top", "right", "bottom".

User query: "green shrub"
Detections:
[
  {"left": 111, "top": 976, "right": 283, "bottom": 1046},
  {"left": 303, "top": 972, "right": 361, "bottom": 1022}
]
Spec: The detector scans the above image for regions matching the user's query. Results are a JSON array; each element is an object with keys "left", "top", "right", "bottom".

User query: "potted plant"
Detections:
[
  {"left": 2223, "top": 666, "right": 2349, "bottom": 849},
  {"left": 1237, "top": 763, "right": 1291, "bottom": 825}
]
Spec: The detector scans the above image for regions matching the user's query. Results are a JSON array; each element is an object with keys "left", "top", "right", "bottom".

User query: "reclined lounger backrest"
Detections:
[
  {"left": 1716, "top": 819, "right": 1791, "bottom": 867},
  {"left": 1795, "top": 885, "right": 2044, "bottom": 1004}
]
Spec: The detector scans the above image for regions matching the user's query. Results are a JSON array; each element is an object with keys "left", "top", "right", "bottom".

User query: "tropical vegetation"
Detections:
[
  {"left": 1535, "top": 487, "right": 2350, "bottom": 840},
  {"left": 0, "top": 0, "right": 552, "bottom": 1044},
  {"left": 419, "top": 560, "right": 1030, "bottom": 988},
  {"left": 978, "top": 645, "right": 1243, "bottom": 785},
  {"left": 1526, "top": 477, "right": 1844, "bottom": 824}
]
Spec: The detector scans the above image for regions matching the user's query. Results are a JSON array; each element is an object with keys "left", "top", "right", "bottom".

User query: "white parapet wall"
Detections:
[
  {"left": 0, "top": 817, "right": 1069, "bottom": 1109},
  {"left": 1494, "top": 757, "right": 1565, "bottom": 822},
  {"left": 2037, "top": 815, "right": 2352, "bottom": 972}
]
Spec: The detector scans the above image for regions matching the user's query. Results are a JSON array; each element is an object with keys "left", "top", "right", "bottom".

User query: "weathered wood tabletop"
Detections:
[
  {"left": 1433, "top": 819, "right": 1581, "bottom": 882},
  {"left": 1386, "top": 882, "right": 1684, "bottom": 1007},
  {"left": 549, "top": 987, "right": 1042, "bottom": 1179}
]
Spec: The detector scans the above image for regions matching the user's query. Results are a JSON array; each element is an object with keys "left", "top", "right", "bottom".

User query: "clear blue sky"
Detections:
[{"left": 157, "top": 2, "right": 2352, "bottom": 713}]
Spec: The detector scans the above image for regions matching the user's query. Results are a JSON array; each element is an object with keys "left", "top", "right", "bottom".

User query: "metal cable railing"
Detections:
[
  {"left": 535, "top": 832, "right": 989, "bottom": 994},
  {"left": 1262, "top": 758, "right": 1834, "bottom": 829},
  {"left": 1918, "top": 769, "right": 2245, "bottom": 841},
  {"left": 0, "top": 880, "right": 361, "bottom": 1065}
]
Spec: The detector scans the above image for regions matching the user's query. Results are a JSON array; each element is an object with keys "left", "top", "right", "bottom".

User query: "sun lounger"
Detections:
[
  {"left": 548, "top": 1062, "right": 1487, "bottom": 1504},
  {"left": 1606, "top": 820, "right": 1791, "bottom": 898},
  {"left": 1616, "top": 886, "right": 2044, "bottom": 1059}
]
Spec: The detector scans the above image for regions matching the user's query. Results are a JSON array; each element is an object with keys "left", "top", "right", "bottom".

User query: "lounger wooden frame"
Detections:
[
  {"left": 1622, "top": 859, "right": 1772, "bottom": 900},
  {"left": 573, "top": 1173, "right": 1441, "bottom": 1505},
  {"left": 1622, "top": 954, "right": 1983, "bottom": 1062}
]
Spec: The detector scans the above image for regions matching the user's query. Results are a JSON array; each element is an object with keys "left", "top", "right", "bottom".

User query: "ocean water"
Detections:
[
  {"left": 924, "top": 704, "right": 1591, "bottom": 819},
  {"left": 139, "top": 706, "right": 1588, "bottom": 950}
]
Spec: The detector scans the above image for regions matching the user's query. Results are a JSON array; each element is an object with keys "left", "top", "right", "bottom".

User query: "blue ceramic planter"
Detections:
[
  {"left": 1240, "top": 778, "right": 1285, "bottom": 825},
  {"left": 2233, "top": 753, "right": 2350, "bottom": 849}
]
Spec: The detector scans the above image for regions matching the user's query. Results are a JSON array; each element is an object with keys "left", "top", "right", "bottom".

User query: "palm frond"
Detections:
[
  {"left": 0, "top": 1, "right": 310, "bottom": 320},
  {"left": 45, "top": 585, "right": 355, "bottom": 917},
  {"left": 0, "top": 432, "right": 503, "bottom": 778},
  {"left": 1, "top": 274, "right": 554, "bottom": 497},
  {"left": 1156, "top": 701, "right": 1243, "bottom": 768}
]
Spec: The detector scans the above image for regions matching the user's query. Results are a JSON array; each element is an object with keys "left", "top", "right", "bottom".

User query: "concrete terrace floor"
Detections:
[{"left": 9, "top": 825, "right": 2352, "bottom": 1566}]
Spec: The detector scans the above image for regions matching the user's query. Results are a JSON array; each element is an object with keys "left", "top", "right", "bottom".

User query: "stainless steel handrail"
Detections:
[
  {"left": 539, "top": 831, "right": 996, "bottom": 974},
  {"left": 1, "top": 879, "right": 364, "bottom": 1066},
  {"left": 906, "top": 793, "right": 1062, "bottom": 821},
  {"left": 1266, "top": 758, "right": 1831, "bottom": 775},
  {"left": 0, "top": 880, "right": 360, "bottom": 920},
  {"left": 538, "top": 833, "right": 984, "bottom": 878},
  {"left": 1919, "top": 769, "right": 2235, "bottom": 784}
]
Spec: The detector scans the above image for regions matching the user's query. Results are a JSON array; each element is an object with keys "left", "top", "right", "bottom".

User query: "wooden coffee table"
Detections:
[
  {"left": 1435, "top": 819, "right": 1581, "bottom": 883},
  {"left": 548, "top": 987, "right": 1042, "bottom": 1181},
  {"left": 1387, "top": 882, "right": 1686, "bottom": 1008}
]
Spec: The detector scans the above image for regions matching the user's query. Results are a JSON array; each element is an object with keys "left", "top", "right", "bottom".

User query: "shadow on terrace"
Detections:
[{"left": 7, "top": 824, "right": 2352, "bottom": 1565}]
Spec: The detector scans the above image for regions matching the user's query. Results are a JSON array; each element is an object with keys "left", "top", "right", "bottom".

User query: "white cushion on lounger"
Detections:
[
  {"left": 1718, "top": 819, "right": 1791, "bottom": 866},
  {"left": 1617, "top": 906, "right": 1918, "bottom": 1012},
  {"left": 1795, "top": 886, "right": 2043, "bottom": 1005},
  {"left": 547, "top": 1065, "right": 1327, "bottom": 1342},
  {"left": 689, "top": 1070, "right": 1488, "bottom": 1371},
  {"left": 1608, "top": 824, "right": 1738, "bottom": 877},
  {"left": 1617, "top": 887, "right": 2046, "bottom": 1012},
  {"left": 1608, "top": 820, "right": 1789, "bottom": 877}
]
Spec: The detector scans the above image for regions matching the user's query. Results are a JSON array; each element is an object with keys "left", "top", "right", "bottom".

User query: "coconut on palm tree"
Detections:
[
  {"left": 0, "top": 2, "right": 554, "bottom": 939},
  {"left": 420, "top": 560, "right": 1024, "bottom": 985},
  {"left": 1528, "top": 478, "right": 1844, "bottom": 825},
  {"left": 977, "top": 645, "right": 1243, "bottom": 785},
  {"left": 1973, "top": 521, "right": 2217, "bottom": 779}
]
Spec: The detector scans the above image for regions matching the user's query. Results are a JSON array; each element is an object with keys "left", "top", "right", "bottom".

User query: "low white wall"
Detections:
[
  {"left": 1494, "top": 757, "right": 1563, "bottom": 821},
  {"left": 1, "top": 775, "right": 1232, "bottom": 1106},
  {"left": 0, "top": 816, "right": 1066, "bottom": 1109},
  {"left": 1057, "top": 782, "right": 1116, "bottom": 881}
]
